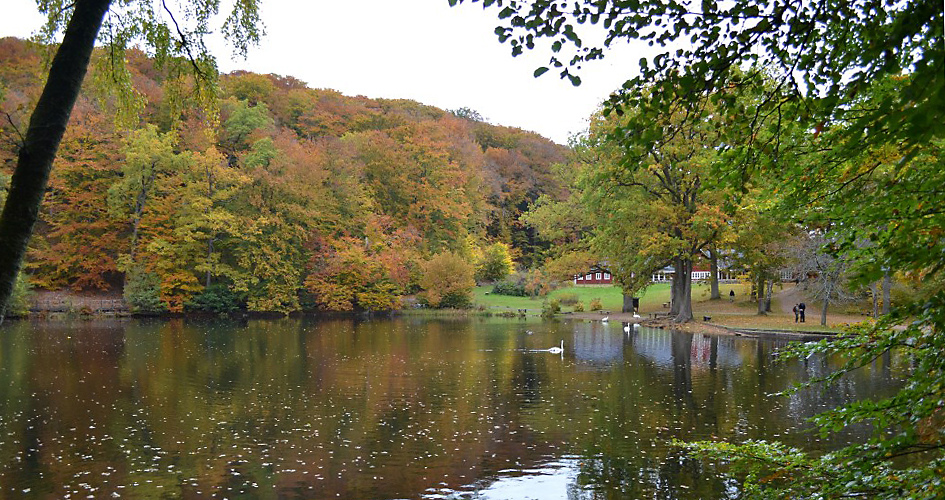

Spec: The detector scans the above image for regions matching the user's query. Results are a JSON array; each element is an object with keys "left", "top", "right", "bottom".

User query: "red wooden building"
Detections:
[{"left": 574, "top": 266, "right": 613, "bottom": 285}]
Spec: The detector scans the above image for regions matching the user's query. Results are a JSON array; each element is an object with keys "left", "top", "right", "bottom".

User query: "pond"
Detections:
[{"left": 0, "top": 317, "right": 902, "bottom": 499}]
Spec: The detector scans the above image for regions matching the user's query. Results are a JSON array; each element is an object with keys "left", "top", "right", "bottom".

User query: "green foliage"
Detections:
[
  {"left": 185, "top": 283, "right": 244, "bottom": 314},
  {"left": 225, "top": 100, "right": 275, "bottom": 148},
  {"left": 420, "top": 252, "right": 476, "bottom": 309},
  {"left": 572, "top": 301, "right": 584, "bottom": 312},
  {"left": 123, "top": 268, "right": 166, "bottom": 314},
  {"left": 3, "top": 272, "right": 32, "bottom": 317},
  {"left": 475, "top": 242, "right": 514, "bottom": 282},
  {"left": 540, "top": 298, "right": 560, "bottom": 318},
  {"left": 491, "top": 280, "right": 528, "bottom": 297}
]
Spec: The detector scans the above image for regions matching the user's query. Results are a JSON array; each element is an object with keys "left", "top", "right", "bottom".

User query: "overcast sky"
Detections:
[{"left": 0, "top": 0, "right": 647, "bottom": 144}]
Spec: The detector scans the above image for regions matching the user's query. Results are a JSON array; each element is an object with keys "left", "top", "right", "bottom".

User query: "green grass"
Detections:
[
  {"left": 474, "top": 283, "right": 715, "bottom": 313},
  {"left": 474, "top": 281, "right": 755, "bottom": 314}
]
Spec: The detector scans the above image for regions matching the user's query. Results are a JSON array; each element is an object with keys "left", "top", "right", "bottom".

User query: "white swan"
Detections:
[
  {"left": 547, "top": 340, "right": 564, "bottom": 354},
  {"left": 601, "top": 316, "right": 609, "bottom": 323},
  {"left": 632, "top": 313, "right": 641, "bottom": 318},
  {"left": 623, "top": 323, "right": 632, "bottom": 333}
]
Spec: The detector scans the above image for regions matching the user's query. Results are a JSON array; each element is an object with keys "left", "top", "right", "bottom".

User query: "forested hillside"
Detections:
[{"left": 0, "top": 37, "right": 567, "bottom": 313}]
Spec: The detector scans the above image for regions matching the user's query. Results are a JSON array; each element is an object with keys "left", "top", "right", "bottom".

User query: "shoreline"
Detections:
[{"left": 6, "top": 308, "right": 841, "bottom": 340}]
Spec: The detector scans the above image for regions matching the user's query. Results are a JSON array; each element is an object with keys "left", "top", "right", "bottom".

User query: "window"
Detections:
[
  {"left": 586, "top": 274, "right": 592, "bottom": 280},
  {"left": 604, "top": 272, "right": 611, "bottom": 279},
  {"left": 577, "top": 275, "right": 584, "bottom": 281},
  {"left": 596, "top": 272, "right": 602, "bottom": 280}
]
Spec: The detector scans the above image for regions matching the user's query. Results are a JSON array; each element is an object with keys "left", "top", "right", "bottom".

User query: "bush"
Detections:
[
  {"left": 541, "top": 298, "right": 561, "bottom": 318},
  {"left": 186, "top": 283, "right": 244, "bottom": 314},
  {"left": 557, "top": 292, "right": 579, "bottom": 306},
  {"left": 524, "top": 268, "right": 558, "bottom": 297},
  {"left": 589, "top": 298, "right": 603, "bottom": 311},
  {"left": 492, "top": 280, "right": 528, "bottom": 297},
  {"left": 420, "top": 252, "right": 476, "bottom": 308},
  {"left": 4, "top": 272, "right": 32, "bottom": 317},
  {"left": 573, "top": 301, "right": 584, "bottom": 312},
  {"left": 124, "top": 268, "right": 167, "bottom": 314}
]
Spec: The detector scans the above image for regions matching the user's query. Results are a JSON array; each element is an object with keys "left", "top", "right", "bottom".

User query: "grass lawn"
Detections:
[{"left": 474, "top": 281, "right": 754, "bottom": 314}]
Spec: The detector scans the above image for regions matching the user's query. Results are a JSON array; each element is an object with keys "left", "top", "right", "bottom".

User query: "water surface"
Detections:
[{"left": 0, "top": 317, "right": 901, "bottom": 499}]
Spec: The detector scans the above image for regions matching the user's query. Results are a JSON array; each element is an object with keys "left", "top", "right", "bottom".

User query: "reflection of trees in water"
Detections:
[
  {"left": 567, "top": 451, "right": 723, "bottom": 500},
  {"left": 0, "top": 320, "right": 903, "bottom": 499}
]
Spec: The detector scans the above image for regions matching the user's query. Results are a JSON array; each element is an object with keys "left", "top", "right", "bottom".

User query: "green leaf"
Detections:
[{"left": 534, "top": 66, "right": 550, "bottom": 77}]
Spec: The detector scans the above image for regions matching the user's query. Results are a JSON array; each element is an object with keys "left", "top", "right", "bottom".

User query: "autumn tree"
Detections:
[
  {"left": 0, "top": 0, "right": 262, "bottom": 316},
  {"left": 109, "top": 124, "right": 183, "bottom": 268},
  {"left": 579, "top": 99, "right": 729, "bottom": 323},
  {"left": 420, "top": 252, "right": 476, "bottom": 309},
  {"left": 305, "top": 238, "right": 400, "bottom": 312},
  {"left": 475, "top": 242, "right": 514, "bottom": 282}
]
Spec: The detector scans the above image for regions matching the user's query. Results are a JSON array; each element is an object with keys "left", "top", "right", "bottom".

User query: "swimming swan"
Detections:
[{"left": 547, "top": 340, "right": 564, "bottom": 354}]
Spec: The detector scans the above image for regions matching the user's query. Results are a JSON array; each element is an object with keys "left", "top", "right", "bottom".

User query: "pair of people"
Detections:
[{"left": 793, "top": 302, "right": 806, "bottom": 323}]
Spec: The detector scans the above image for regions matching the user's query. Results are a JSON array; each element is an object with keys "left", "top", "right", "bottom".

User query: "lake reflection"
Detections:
[{"left": 0, "top": 317, "right": 902, "bottom": 499}]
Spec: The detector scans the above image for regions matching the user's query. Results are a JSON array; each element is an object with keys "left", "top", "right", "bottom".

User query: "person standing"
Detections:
[
  {"left": 799, "top": 302, "right": 806, "bottom": 323},
  {"left": 793, "top": 304, "right": 799, "bottom": 323}
]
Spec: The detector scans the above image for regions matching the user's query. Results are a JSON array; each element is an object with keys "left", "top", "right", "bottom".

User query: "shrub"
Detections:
[
  {"left": 124, "top": 268, "right": 167, "bottom": 314},
  {"left": 492, "top": 280, "right": 528, "bottom": 297},
  {"left": 420, "top": 252, "right": 476, "bottom": 308},
  {"left": 524, "top": 268, "right": 556, "bottom": 297},
  {"left": 541, "top": 298, "right": 561, "bottom": 318},
  {"left": 557, "top": 292, "right": 579, "bottom": 306},
  {"left": 4, "top": 272, "right": 32, "bottom": 317},
  {"left": 186, "top": 283, "right": 244, "bottom": 314},
  {"left": 573, "top": 301, "right": 585, "bottom": 312},
  {"left": 589, "top": 298, "right": 603, "bottom": 311}
]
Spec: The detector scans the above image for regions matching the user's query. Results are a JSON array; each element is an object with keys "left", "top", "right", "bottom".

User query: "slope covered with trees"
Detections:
[{"left": 0, "top": 37, "right": 565, "bottom": 313}]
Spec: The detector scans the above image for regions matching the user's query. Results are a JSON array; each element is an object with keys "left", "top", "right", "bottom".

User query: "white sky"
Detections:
[{"left": 0, "top": 0, "right": 648, "bottom": 144}]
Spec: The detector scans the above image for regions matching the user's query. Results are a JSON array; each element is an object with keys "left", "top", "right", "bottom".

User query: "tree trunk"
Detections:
[
  {"left": 709, "top": 247, "right": 720, "bottom": 300},
  {"left": 622, "top": 293, "right": 634, "bottom": 313},
  {"left": 0, "top": 0, "right": 113, "bottom": 317},
  {"left": 821, "top": 281, "right": 832, "bottom": 326},
  {"left": 670, "top": 258, "right": 681, "bottom": 317},
  {"left": 205, "top": 237, "right": 215, "bottom": 288},
  {"left": 871, "top": 281, "right": 879, "bottom": 317},
  {"left": 881, "top": 270, "right": 892, "bottom": 315},
  {"left": 674, "top": 258, "right": 694, "bottom": 323},
  {"left": 756, "top": 271, "right": 766, "bottom": 315},
  {"left": 764, "top": 279, "right": 773, "bottom": 313}
]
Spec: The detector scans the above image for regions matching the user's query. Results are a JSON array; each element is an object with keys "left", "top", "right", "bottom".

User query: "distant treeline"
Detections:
[{"left": 0, "top": 37, "right": 566, "bottom": 313}]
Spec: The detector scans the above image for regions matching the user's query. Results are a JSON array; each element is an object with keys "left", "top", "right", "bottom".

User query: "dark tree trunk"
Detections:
[
  {"left": 709, "top": 247, "right": 720, "bottom": 300},
  {"left": 674, "top": 258, "right": 694, "bottom": 323},
  {"left": 0, "top": 0, "right": 113, "bottom": 316},
  {"left": 881, "top": 270, "right": 892, "bottom": 315},
  {"left": 871, "top": 281, "right": 879, "bottom": 317},
  {"left": 670, "top": 258, "right": 681, "bottom": 317},
  {"left": 764, "top": 279, "right": 773, "bottom": 312},
  {"left": 622, "top": 293, "right": 634, "bottom": 313}
]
